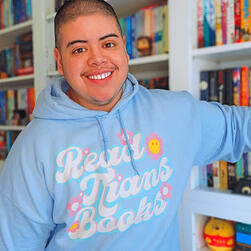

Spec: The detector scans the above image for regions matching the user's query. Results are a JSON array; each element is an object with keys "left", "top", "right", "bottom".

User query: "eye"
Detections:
[
  {"left": 73, "top": 48, "right": 86, "bottom": 54},
  {"left": 104, "top": 42, "right": 115, "bottom": 48}
]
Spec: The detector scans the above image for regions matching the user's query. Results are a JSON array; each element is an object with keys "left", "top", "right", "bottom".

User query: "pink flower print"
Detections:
[
  {"left": 67, "top": 220, "right": 80, "bottom": 233},
  {"left": 78, "top": 191, "right": 84, "bottom": 199},
  {"left": 83, "top": 148, "right": 90, "bottom": 156},
  {"left": 67, "top": 196, "right": 83, "bottom": 217},
  {"left": 117, "top": 130, "right": 133, "bottom": 145},
  {"left": 145, "top": 133, "right": 163, "bottom": 160},
  {"left": 116, "top": 174, "right": 123, "bottom": 182},
  {"left": 160, "top": 183, "right": 172, "bottom": 200}
]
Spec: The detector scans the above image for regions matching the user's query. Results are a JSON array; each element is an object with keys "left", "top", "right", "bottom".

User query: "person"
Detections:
[{"left": 0, "top": 0, "right": 250, "bottom": 250}]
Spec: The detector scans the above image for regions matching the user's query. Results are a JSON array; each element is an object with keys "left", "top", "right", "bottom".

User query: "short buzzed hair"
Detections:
[{"left": 54, "top": 0, "right": 122, "bottom": 50}]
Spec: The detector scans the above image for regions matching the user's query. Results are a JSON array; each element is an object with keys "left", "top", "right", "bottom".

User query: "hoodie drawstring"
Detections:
[
  {"left": 96, "top": 116, "right": 109, "bottom": 163},
  {"left": 117, "top": 110, "right": 139, "bottom": 176}
]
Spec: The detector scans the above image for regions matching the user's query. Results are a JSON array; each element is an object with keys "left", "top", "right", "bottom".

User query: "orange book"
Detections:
[
  {"left": 219, "top": 160, "right": 228, "bottom": 190},
  {"left": 240, "top": 66, "right": 249, "bottom": 106}
]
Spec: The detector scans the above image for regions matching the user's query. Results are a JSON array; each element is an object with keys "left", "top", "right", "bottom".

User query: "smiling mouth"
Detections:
[{"left": 87, "top": 71, "right": 112, "bottom": 80}]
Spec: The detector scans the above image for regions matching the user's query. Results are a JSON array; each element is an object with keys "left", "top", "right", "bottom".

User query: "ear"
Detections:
[
  {"left": 54, "top": 48, "right": 64, "bottom": 75},
  {"left": 122, "top": 35, "right": 129, "bottom": 61}
]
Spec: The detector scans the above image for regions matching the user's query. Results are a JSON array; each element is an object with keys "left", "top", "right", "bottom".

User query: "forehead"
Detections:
[{"left": 59, "top": 14, "right": 121, "bottom": 38}]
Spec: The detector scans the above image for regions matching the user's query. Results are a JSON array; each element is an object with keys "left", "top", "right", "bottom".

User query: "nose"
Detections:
[{"left": 87, "top": 47, "right": 108, "bottom": 67}]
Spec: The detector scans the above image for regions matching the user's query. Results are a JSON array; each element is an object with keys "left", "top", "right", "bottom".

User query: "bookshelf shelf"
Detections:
[
  {"left": 192, "top": 41, "right": 251, "bottom": 62},
  {"left": 0, "top": 20, "right": 33, "bottom": 50},
  {"left": 129, "top": 54, "right": 169, "bottom": 66},
  {"left": 0, "top": 125, "right": 25, "bottom": 131},
  {"left": 0, "top": 75, "right": 34, "bottom": 90}
]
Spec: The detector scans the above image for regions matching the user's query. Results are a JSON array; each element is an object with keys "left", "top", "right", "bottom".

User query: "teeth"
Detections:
[{"left": 88, "top": 72, "right": 112, "bottom": 80}]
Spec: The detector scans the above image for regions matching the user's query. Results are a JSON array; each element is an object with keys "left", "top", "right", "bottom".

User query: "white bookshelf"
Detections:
[{"left": 171, "top": 0, "right": 251, "bottom": 250}]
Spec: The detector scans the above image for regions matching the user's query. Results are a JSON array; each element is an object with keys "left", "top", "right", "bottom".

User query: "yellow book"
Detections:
[
  {"left": 215, "top": 0, "right": 223, "bottom": 46},
  {"left": 219, "top": 160, "right": 228, "bottom": 190},
  {"left": 240, "top": 0, "right": 251, "bottom": 41},
  {"left": 163, "top": 5, "right": 169, "bottom": 53}
]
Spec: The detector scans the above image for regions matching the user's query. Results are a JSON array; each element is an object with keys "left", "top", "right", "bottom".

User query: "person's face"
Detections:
[{"left": 54, "top": 14, "right": 129, "bottom": 112}]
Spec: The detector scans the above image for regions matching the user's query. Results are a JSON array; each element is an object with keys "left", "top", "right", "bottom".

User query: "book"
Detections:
[
  {"left": 227, "top": 0, "right": 235, "bottom": 44},
  {"left": 215, "top": 0, "right": 223, "bottom": 45},
  {"left": 212, "top": 161, "right": 220, "bottom": 189},
  {"left": 0, "top": 91, "right": 6, "bottom": 124},
  {"left": 221, "top": 0, "right": 228, "bottom": 44},
  {"left": 209, "top": 70, "right": 218, "bottom": 102},
  {"left": 234, "top": 0, "right": 241, "bottom": 42},
  {"left": 208, "top": 0, "right": 215, "bottom": 46},
  {"left": 240, "top": 0, "right": 251, "bottom": 42},
  {"left": 197, "top": 0, "right": 204, "bottom": 48},
  {"left": 199, "top": 165, "right": 208, "bottom": 187},
  {"left": 162, "top": 4, "right": 169, "bottom": 53},
  {"left": 227, "top": 162, "right": 237, "bottom": 190},
  {"left": 240, "top": 66, "right": 249, "bottom": 106},
  {"left": 233, "top": 67, "right": 241, "bottom": 106},
  {"left": 217, "top": 69, "right": 224, "bottom": 104},
  {"left": 203, "top": 0, "right": 210, "bottom": 47},
  {"left": 219, "top": 160, "right": 228, "bottom": 190},
  {"left": 223, "top": 68, "right": 233, "bottom": 105},
  {"left": 200, "top": 71, "right": 209, "bottom": 101}
]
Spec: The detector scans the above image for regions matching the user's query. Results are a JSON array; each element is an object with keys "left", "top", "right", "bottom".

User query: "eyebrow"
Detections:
[{"left": 66, "top": 33, "right": 119, "bottom": 48}]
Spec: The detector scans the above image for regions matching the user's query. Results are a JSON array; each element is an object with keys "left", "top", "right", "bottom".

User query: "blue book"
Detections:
[
  {"left": 26, "top": 0, "right": 32, "bottom": 19},
  {"left": 0, "top": 91, "right": 6, "bottom": 124},
  {"left": 203, "top": 0, "right": 210, "bottom": 47},
  {"left": 125, "top": 16, "right": 133, "bottom": 59},
  {"left": 208, "top": 0, "right": 215, "bottom": 46}
]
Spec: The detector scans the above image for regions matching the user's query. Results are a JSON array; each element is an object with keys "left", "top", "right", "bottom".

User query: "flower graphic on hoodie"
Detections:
[
  {"left": 160, "top": 182, "right": 172, "bottom": 200},
  {"left": 146, "top": 133, "right": 163, "bottom": 160},
  {"left": 67, "top": 192, "right": 84, "bottom": 217},
  {"left": 117, "top": 130, "right": 133, "bottom": 145},
  {"left": 68, "top": 220, "right": 80, "bottom": 233}
]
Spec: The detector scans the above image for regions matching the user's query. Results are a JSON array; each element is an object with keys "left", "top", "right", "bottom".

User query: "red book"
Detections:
[
  {"left": 234, "top": 0, "right": 241, "bottom": 42},
  {"left": 197, "top": 0, "right": 204, "bottom": 48},
  {"left": 0, "top": 1, "right": 4, "bottom": 30},
  {"left": 26, "top": 87, "right": 35, "bottom": 121},
  {"left": 240, "top": 66, "right": 249, "bottom": 106},
  {"left": 16, "top": 66, "right": 34, "bottom": 76},
  {"left": 221, "top": 0, "right": 228, "bottom": 44}
]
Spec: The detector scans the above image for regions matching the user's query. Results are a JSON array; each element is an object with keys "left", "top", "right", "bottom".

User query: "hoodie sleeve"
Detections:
[
  {"left": 0, "top": 130, "right": 55, "bottom": 251},
  {"left": 194, "top": 99, "right": 251, "bottom": 166}
]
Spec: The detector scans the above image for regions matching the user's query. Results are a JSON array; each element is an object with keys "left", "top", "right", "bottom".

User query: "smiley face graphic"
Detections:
[{"left": 146, "top": 133, "right": 163, "bottom": 160}]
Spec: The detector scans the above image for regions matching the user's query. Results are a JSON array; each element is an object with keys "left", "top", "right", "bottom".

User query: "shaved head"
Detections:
[{"left": 54, "top": 0, "right": 122, "bottom": 50}]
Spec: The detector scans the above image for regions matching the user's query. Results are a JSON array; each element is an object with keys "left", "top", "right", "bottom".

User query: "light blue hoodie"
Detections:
[{"left": 0, "top": 73, "right": 251, "bottom": 251}]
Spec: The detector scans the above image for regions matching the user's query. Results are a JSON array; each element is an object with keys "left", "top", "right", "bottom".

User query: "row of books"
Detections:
[
  {"left": 0, "top": 130, "right": 20, "bottom": 160},
  {"left": 0, "top": 87, "right": 35, "bottom": 126},
  {"left": 119, "top": 2, "right": 169, "bottom": 59},
  {"left": 0, "top": 0, "right": 32, "bottom": 29},
  {"left": 197, "top": 0, "right": 251, "bottom": 48},
  {"left": 138, "top": 76, "right": 169, "bottom": 90},
  {"left": 0, "top": 31, "right": 33, "bottom": 79},
  {"left": 199, "top": 67, "right": 251, "bottom": 193}
]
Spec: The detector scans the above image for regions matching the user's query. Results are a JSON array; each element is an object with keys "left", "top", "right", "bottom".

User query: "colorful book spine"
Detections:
[
  {"left": 163, "top": 4, "right": 169, "bottom": 53},
  {"left": 0, "top": 91, "right": 6, "bottom": 124},
  {"left": 209, "top": 70, "right": 218, "bottom": 102},
  {"left": 209, "top": 0, "right": 215, "bottom": 46},
  {"left": 240, "top": 66, "right": 249, "bottom": 106},
  {"left": 203, "top": 0, "right": 210, "bottom": 47},
  {"left": 197, "top": 0, "right": 204, "bottom": 48},
  {"left": 221, "top": 0, "right": 228, "bottom": 44},
  {"left": 233, "top": 67, "right": 241, "bottom": 106},
  {"left": 240, "top": 0, "right": 251, "bottom": 42},
  {"left": 218, "top": 70, "right": 224, "bottom": 104},
  {"left": 212, "top": 161, "right": 220, "bottom": 189},
  {"left": 200, "top": 71, "right": 209, "bottom": 101},
  {"left": 219, "top": 160, "right": 228, "bottom": 190},
  {"left": 224, "top": 68, "right": 233, "bottom": 106},
  {"left": 125, "top": 16, "right": 133, "bottom": 59},
  {"left": 227, "top": 0, "right": 235, "bottom": 43},
  {"left": 199, "top": 165, "right": 208, "bottom": 187},
  {"left": 207, "top": 163, "right": 214, "bottom": 187},
  {"left": 215, "top": 0, "right": 223, "bottom": 45},
  {"left": 235, "top": 0, "right": 241, "bottom": 42}
]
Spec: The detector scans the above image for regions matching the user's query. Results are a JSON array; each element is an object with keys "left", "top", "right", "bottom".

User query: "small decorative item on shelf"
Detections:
[
  {"left": 136, "top": 36, "right": 153, "bottom": 57},
  {"left": 232, "top": 177, "right": 251, "bottom": 196},
  {"left": 204, "top": 217, "right": 235, "bottom": 251}
]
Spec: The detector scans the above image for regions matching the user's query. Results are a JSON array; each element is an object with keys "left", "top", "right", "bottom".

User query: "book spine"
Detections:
[
  {"left": 248, "top": 152, "right": 251, "bottom": 176},
  {"left": 249, "top": 66, "right": 251, "bottom": 106},
  {"left": 221, "top": 0, "right": 228, "bottom": 44},
  {"left": 218, "top": 69, "right": 224, "bottom": 104},
  {"left": 233, "top": 67, "right": 241, "bottom": 106},
  {"left": 236, "top": 158, "right": 244, "bottom": 181},
  {"left": 131, "top": 14, "right": 136, "bottom": 59},
  {"left": 212, "top": 161, "right": 220, "bottom": 189},
  {"left": 199, "top": 165, "right": 208, "bottom": 187},
  {"left": 240, "top": 66, "right": 249, "bottom": 106},
  {"left": 240, "top": 0, "right": 251, "bottom": 41},
  {"left": 163, "top": 5, "right": 169, "bottom": 53},
  {"left": 126, "top": 16, "right": 133, "bottom": 59},
  {"left": 207, "top": 163, "right": 214, "bottom": 187},
  {"left": 227, "top": 162, "right": 237, "bottom": 190},
  {"left": 224, "top": 68, "right": 234, "bottom": 105},
  {"left": 242, "top": 152, "right": 249, "bottom": 176},
  {"left": 197, "top": 0, "right": 204, "bottom": 47},
  {"left": 200, "top": 71, "right": 210, "bottom": 101},
  {"left": 209, "top": 70, "right": 218, "bottom": 101},
  {"left": 235, "top": 0, "right": 241, "bottom": 42},
  {"left": 209, "top": 0, "right": 216, "bottom": 46},
  {"left": 215, "top": 0, "right": 223, "bottom": 45},
  {"left": 219, "top": 160, "right": 228, "bottom": 190},
  {"left": 227, "top": 0, "right": 235, "bottom": 43},
  {"left": 203, "top": 0, "right": 210, "bottom": 46}
]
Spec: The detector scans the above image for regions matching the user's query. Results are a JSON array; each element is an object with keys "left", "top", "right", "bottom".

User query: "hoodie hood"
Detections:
[{"left": 33, "top": 72, "right": 139, "bottom": 120}]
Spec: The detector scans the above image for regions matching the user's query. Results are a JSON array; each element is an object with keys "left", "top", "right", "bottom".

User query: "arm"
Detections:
[
  {"left": 0, "top": 131, "right": 55, "bottom": 250},
  {"left": 194, "top": 100, "right": 251, "bottom": 165}
]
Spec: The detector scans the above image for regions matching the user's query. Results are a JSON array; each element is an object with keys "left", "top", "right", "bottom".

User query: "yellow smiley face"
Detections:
[{"left": 149, "top": 139, "right": 160, "bottom": 154}]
